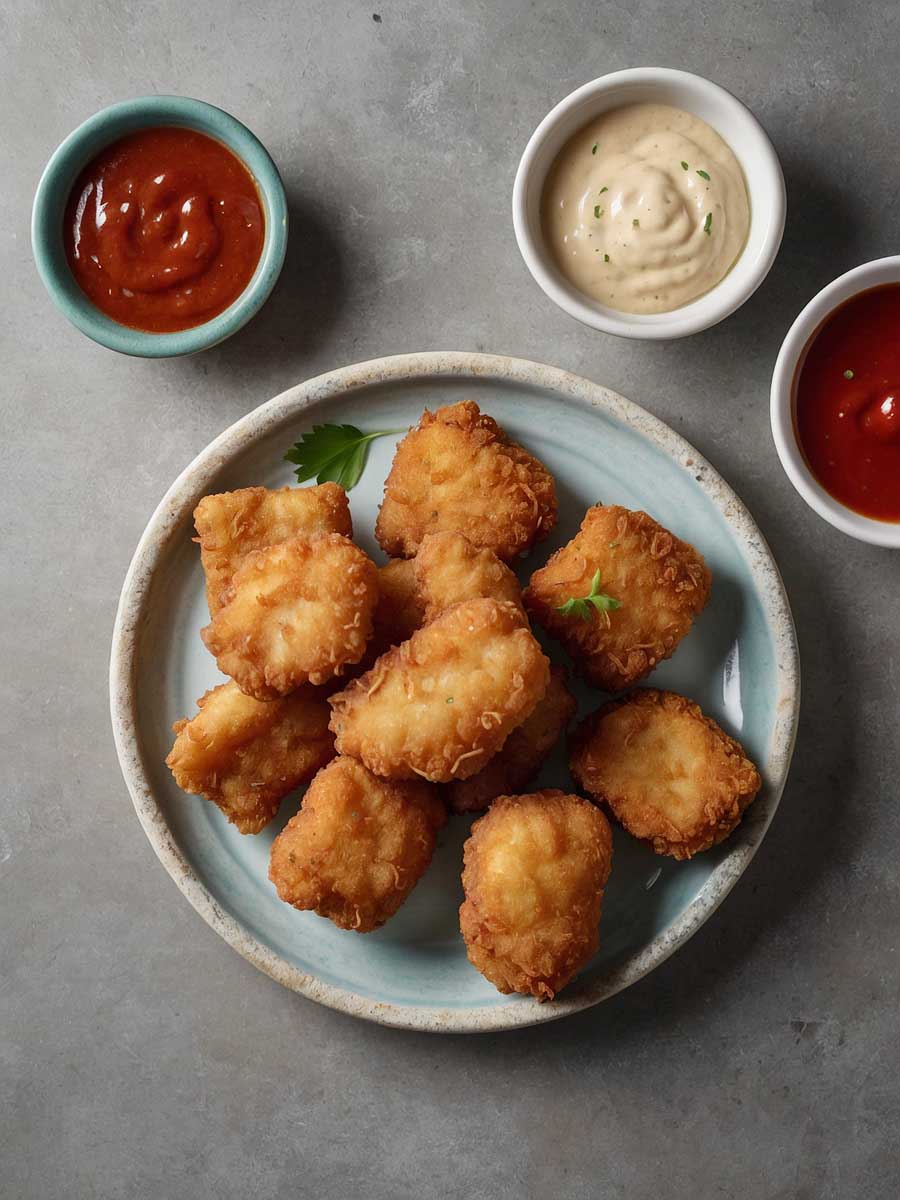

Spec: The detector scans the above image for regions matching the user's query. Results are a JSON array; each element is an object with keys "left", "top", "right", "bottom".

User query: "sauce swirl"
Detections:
[
  {"left": 795, "top": 284, "right": 900, "bottom": 522},
  {"left": 541, "top": 103, "right": 750, "bottom": 314},
  {"left": 65, "top": 127, "right": 264, "bottom": 333}
]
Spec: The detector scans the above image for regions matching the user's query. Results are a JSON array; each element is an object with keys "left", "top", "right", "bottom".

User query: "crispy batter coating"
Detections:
[
  {"left": 569, "top": 689, "right": 761, "bottom": 860},
  {"left": 374, "top": 401, "right": 557, "bottom": 562},
  {"left": 194, "top": 484, "right": 352, "bottom": 615},
  {"left": 369, "top": 558, "right": 425, "bottom": 659},
  {"left": 201, "top": 533, "right": 379, "bottom": 699},
  {"left": 446, "top": 665, "right": 576, "bottom": 813},
  {"left": 413, "top": 532, "right": 524, "bottom": 623},
  {"left": 268, "top": 756, "right": 446, "bottom": 931},
  {"left": 524, "top": 504, "right": 711, "bottom": 692},
  {"left": 460, "top": 790, "right": 613, "bottom": 1000},
  {"left": 328, "top": 598, "right": 550, "bottom": 782},
  {"left": 166, "top": 680, "right": 335, "bottom": 834}
]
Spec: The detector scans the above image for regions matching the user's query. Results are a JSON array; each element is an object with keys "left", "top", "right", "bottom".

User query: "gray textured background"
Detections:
[{"left": 3, "top": 1, "right": 899, "bottom": 1196}]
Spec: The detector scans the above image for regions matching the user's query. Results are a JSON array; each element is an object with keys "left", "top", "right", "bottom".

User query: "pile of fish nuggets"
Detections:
[{"left": 167, "top": 399, "right": 761, "bottom": 1000}]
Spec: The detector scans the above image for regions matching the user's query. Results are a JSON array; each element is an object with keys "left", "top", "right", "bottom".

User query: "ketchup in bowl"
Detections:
[
  {"left": 64, "top": 127, "right": 265, "bottom": 333},
  {"left": 795, "top": 283, "right": 900, "bottom": 522}
]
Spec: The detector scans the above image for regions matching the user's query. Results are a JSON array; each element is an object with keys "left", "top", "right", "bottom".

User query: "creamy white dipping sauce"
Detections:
[{"left": 541, "top": 103, "right": 750, "bottom": 314}]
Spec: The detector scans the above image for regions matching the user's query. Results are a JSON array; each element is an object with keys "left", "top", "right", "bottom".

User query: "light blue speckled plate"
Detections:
[{"left": 110, "top": 352, "right": 799, "bottom": 1032}]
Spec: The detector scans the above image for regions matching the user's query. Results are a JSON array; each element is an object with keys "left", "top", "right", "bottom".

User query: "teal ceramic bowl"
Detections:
[{"left": 31, "top": 96, "right": 288, "bottom": 358}]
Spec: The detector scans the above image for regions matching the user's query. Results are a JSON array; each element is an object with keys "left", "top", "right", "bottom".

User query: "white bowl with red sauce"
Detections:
[{"left": 771, "top": 257, "right": 900, "bottom": 548}]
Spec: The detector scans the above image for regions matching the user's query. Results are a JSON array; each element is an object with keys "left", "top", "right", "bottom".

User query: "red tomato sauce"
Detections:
[
  {"left": 64, "top": 127, "right": 265, "bottom": 333},
  {"left": 795, "top": 283, "right": 900, "bottom": 522}
]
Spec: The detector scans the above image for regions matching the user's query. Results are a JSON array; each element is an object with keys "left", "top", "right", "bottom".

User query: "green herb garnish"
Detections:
[
  {"left": 696, "top": 169, "right": 710, "bottom": 181},
  {"left": 555, "top": 569, "right": 622, "bottom": 620},
  {"left": 703, "top": 212, "right": 712, "bottom": 236},
  {"left": 604, "top": 254, "right": 610, "bottom": 263},
  {"left": 591, "top": 143, "right": 598, "bottom": 155},
  {"left": 632, "top": 218, "right": 640, "bottom": 228},
  {"left": 599, "top": 186, "right": 608, "bottom": 194},
  {"left": 594, "top": 205, "right": 603, "bottom": 218},
  {"left": 446, "top": 697, "right": 454, "bottom": 704},
  {"left": 681, "top": 160, "right": 689, "bottom": 171},
  {"left": 843, "top": 369, "right": 855, "bottom": 380},
  {"left": 285, "top": 424, "right": 403, "bottom": 490}
]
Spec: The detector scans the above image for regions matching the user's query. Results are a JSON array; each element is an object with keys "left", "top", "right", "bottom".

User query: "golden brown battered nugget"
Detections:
[
  {"left": 269, "top": 756, "right": 446, "bottom": 931},
  {"left": 413, "top": 532, "right": 524, "bottom": 623},
  {"left": 194, "top": 483, "right": 352, "bottom": 615},
  {"left": 201, "top": 533, "right": 378, "bottom": 699},
  {"left": 166, "top": 680, "right": 335, "bottom": 834},
  {"left": 569, "top": 689, "right": 761, "bottom": 860},
  {"left": 460, "top": 790, "right": 613, "bottom": 1000},
  {"left": 328, "top": 598, "right": 550, "bottom": 783},
  {"left": 374, "top": 401, "right": 557, "bottom": 562},
  {"left": 446, "top": 665, "right": 576, "bottom": 813},
  {"left": 368, "top": 559, "right": 425, "bottom": 659},
  {"left": 525, "top": 504, "right": 710, "bottom": 692}
]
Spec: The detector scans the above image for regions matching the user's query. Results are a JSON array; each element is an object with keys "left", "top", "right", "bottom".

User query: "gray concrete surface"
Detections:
[{"left": 3, "top": 1, "right": 899, "bottom": 1196}]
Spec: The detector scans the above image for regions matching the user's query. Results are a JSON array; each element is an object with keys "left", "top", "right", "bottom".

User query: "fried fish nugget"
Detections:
[
  {"left": 460, "top": 790, "right": 613, "bottom": 999},
  {"left": 374, "top": 401, "right": 557, "bottom": 561},
  {"left": 194, "top": 483, "right": 352, "bottom": 615},
  {"left": 269, "top": 756, "right": 446, "bottom": 931},
  {"left": 524, "top": 504, "right": 711, "bottom": 692},
  {"left": 166, "top": 680, "right": 335, "bottom": 834},
  {"left": 201, "top": 533, "right": 378, "bottom": 699},
  {"left": 446, "top": 665, "right": 576, "bottom": 813},
  {"left": 413, "top": 531, "right": 524, "bottom": 623},
  {"left": 328, "top": 598, "right": 550, "bottom": 782},
  {"left": 570, "top": 689, "right": 761, "bottom": 860}
]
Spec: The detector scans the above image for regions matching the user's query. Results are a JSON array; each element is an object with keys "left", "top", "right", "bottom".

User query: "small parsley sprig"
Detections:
[
  {"left": 555, "top": 569, "right": 622, "bottom": 620},
  {"left": 285, "top": 424, "right": 403, "bottom": 490}
]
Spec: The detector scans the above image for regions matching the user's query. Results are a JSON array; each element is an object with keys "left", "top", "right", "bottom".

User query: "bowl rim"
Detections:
[
  {"left": 512, "top": 67, "right": 786, "bottom": 340},
  {"left": 31, "top": 94, "right": 288, "bottom": 358},
  {"left": 109, "top": 350, "right": 801, "bottom": 1033},
  {"left": 770, "top": 255, "right": 900, "bottom": 548}
]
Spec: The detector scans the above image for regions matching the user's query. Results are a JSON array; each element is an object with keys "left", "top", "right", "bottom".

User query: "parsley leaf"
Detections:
[
  {"left": 285, "top": 424, "right": 403, "bottom": 490},
  {"left": 555, "top": 569, "right": 622, "bottom": 620},
  {"left": 703, "top": 212, "right": 712, "bottom": 236}
]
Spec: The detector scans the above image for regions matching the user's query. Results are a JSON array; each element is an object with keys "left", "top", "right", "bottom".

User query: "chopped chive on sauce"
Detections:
[
  {"left": 697, "top": 169, "right": 711, "bottom": 181},
  {"left": 594, "top": 205, "right": 603, "bottom": 218},
  {"left": 591, "top": 143, "right": 598, "bottom": 155},
  {"left": 603, "top": 254, "right": 610, "bottom": 263},
  {"left": 843, "top": 368, "right": 855, "bottom": 379},
  {"left": 632, "top": 218, "right": 640, "bottom": 228},
  {"left": 681, "top": 160, "right": 689, "bottom": 170},
  {"left": 599, "top": 186, "right": 608, "bottom": 194},
  {"left": 703, "top": 212, "right": 712, "bottom": 235}
]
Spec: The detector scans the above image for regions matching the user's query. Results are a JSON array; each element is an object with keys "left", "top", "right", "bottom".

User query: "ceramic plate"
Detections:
[{"left": 110, "top": 352, "right": 799, "bottom": 1032}]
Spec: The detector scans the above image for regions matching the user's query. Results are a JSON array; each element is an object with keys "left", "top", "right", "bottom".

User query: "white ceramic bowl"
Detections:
[
  {"left": 770, "top": 256, "right": 900, "bottom": 548},
  {"left": 512, "top": 67, "right": 786, "bottom": 339}
]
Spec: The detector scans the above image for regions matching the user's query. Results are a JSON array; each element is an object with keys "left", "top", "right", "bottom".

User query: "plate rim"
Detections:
[{"left": 109, "top": 350, "right": 800, "bottom": 1034}]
